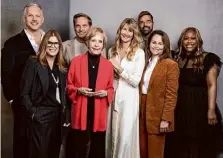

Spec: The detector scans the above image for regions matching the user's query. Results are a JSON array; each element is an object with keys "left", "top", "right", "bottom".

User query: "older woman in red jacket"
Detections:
[{"left": 66, "top": 26, "right": 114, "bottom": 158}]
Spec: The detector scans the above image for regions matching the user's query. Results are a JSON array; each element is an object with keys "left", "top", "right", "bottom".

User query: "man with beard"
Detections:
[
  {"left": 1, "top": 3, "right": 44, "bottom": 158},
  {"left": 138, "top": 11, "right": 154, "bottom": 60},
  {"left": 63, "top": 13, "right": 92, "bottom": 65}
]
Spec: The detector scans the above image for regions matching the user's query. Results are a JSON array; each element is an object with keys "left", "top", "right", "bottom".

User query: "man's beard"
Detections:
[{"left": 141, "top": 26, "right": 152, "bottom": 36}]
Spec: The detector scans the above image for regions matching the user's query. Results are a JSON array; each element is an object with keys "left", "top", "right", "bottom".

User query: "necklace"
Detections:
[
  {"left": 51, "top": 73, "right": 61, "bottom": 103},
  {"left": 88, "top": 58, "right": 100, "bottom": 69}
]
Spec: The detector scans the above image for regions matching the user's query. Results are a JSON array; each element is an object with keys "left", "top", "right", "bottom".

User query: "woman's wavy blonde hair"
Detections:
[
  {"left": 176, "top": 27, "right": 204, "bottom": 70},
  {"left": 111, "top": 18, "right": 141, "bottom": 60},
  {"left": 37, "top": 29, "right": 67, "bottom": 72}
]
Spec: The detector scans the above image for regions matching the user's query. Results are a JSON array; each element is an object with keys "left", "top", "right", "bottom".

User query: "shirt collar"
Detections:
[
  {"left": 149, "top": 55, "right": 159, "bottom": 63},
  {"left": 24, "top": 29, "right": 45, "bottom": 53},
  {"left": 24, "top": 29, "right": 45, "bottom": 41}
]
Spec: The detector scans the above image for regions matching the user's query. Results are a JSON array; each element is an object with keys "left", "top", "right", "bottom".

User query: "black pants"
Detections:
[
  {"left": 28, "top": 106, "right": 62, "bottom": 158},
  {"left": 66, "top": 126, "right": 106, "bottom": 158},
  {"left": 12, "top": 103, "right": 29, "bottom": 158}
]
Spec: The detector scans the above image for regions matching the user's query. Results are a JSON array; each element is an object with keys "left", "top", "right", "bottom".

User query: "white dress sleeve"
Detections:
[{"left": 120, "top": 48, "right": 145, "bottom": 87}]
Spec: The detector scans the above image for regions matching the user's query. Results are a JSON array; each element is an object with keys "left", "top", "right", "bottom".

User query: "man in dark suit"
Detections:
[{"left": 1, "top": 2, "right": 44, "bottom": 158}]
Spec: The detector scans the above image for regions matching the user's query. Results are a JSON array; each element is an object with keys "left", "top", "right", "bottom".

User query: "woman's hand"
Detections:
[
  {"left": 109, "top": 57, "right": 123, "bottom": 73},
  {"left": 31, "top": 113, "right": 35, "bottom": 120},
  {"left": 94, "top": 90, "right": 107, "bottom": 98},
  {"left": 109, "top": 57, "right": 118, "bottom": 65},
  {"left": 77, "top": 87, "right": 93, "bottom": 97},
  {"left": 160, "top": 120, "right": 170, "bottom": 133},
  {"left": 63, "top": 123, "right": 70, "bottom": 127},
  {"left": 208, "top": 109, "right": 218, "bottom": 125}
]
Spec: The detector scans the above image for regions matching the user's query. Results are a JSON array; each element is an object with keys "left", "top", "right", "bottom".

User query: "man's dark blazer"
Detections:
[
  {"left": 20, "top": 57, "right": 69, "bottom": 122},
  {"left": 1, "top": 30, "right": 36, "bottom": 104}
]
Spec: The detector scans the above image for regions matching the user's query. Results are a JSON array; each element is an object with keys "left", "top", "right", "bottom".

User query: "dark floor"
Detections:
[
  {"left": 1, "top": 91, "right": 223, "bottom": 158},
  {"left": 1, "top": 91, "right": 66, "bottom": 158},
  {"left": 1, "top": 91, "right": 13, "bottom": 158}
]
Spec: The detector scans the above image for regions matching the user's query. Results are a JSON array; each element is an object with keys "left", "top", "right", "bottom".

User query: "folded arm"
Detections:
[{"left": 119, "top": 50, "right": 145, "bottom": 87}]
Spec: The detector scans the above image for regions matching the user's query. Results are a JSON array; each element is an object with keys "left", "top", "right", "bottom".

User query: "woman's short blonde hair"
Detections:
[{"left": 85, "top": 26, "right": 107, "bottom": 50}]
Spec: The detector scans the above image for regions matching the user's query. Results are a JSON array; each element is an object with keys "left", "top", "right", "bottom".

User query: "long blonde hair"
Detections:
[
  {"left": 177, "top": 27, "right": 204, "bottom": 70},
  {"left": 111, "top": 18, "right": 141, "bottom": 60},
  {"left": 37, "top": 30, "right": 67, "bottom": 72}
]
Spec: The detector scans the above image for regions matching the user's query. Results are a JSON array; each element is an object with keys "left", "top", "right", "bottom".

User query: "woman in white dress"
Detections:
[{"left": 106, "top": 18, "right": 145, "bottom": 158}]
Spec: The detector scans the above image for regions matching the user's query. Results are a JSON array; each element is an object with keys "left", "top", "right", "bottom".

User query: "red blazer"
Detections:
[{"left": 67, "top": 52, "right": 114, "bottom": 132}]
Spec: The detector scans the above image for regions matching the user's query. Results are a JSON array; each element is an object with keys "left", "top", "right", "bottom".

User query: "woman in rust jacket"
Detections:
[
  {"left": 66, "top": 27, "right": 114, "bottom": 158},
  {"left": 139, "top": 30, "right": 179, "bottom": 158}
]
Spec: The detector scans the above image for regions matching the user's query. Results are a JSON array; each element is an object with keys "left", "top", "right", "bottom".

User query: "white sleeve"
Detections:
[{"left": 120, "top": 49, "right": 145, "bottom": 87}]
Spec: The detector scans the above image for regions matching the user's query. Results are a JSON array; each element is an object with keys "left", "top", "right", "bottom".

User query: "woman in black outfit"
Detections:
[
  {"left": 165, "top": 27, "right": 223, "bottom": 158},
  {"left": 20, "top": 30, "right": 68, "bottom": 158}
]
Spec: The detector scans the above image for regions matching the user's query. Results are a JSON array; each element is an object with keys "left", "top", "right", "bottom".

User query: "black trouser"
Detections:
[
  {"left": 66, "top": 122, "right": 106, "bottom": 158},
  {"left": 12, "top": 103, "right": 29, "bottom": 158},
  {"left": 28, "top": 106, "right": 62, "bottom": 158}
]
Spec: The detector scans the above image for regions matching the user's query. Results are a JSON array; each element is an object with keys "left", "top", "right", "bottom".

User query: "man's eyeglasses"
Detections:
[{"left": 47, "top": 41, "right": 59, "bottom": 47}]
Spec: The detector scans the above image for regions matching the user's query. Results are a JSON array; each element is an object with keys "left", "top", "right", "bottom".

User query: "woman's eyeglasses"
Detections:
[{"left": 47, "top": 41, "right": 59, "bottom": 47}]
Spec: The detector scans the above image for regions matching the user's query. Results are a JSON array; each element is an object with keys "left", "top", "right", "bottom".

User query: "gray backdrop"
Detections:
[
  {"left": 69, "top": 0, "right": 223, "bottom": 113},
  {"left": 1, "top": 0, "right": 69, "bottom": 157},
  {"left": 69, "top": 1, "right": 223, "bottom": 157},
  {"left": 1, "top": 0, "right": 223, "bottom": 157}
]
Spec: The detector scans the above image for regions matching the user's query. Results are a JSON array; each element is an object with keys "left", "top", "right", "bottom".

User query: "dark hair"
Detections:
[
  {"left": 73, "top": 13, "right": 92, "bottom": 26},
  {"left": 177, "top": 27, "right": 204, "bottom": 70},
  {"left": 147, "top": 30, "right": 171, "bottom": 60},
  {"left": 138, "top": 11, "right": 154, "bottom": 23}
]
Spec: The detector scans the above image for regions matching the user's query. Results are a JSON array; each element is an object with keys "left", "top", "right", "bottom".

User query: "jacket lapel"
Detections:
[
  {"left": 20, "top": 30, "right": 36, "bottom": 55},
  {"left": 59, "top": 71, "right": 66, "bottom": 106},
  {"left": 80, "top": 53, "right": 89, "bottom": 87},
  {"left": 148, "top": 60, "right": 163, "bottom": 89},
  {"left": 37, "top": 63, "right": 49, "bottom": 97},
  {"left": 94, "top": 56, "right": 105, "bottom": 123}
]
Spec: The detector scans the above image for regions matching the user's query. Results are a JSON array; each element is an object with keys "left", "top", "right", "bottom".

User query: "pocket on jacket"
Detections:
[{"left": 34, "top": 107, "right": 58, "bottom": 123}]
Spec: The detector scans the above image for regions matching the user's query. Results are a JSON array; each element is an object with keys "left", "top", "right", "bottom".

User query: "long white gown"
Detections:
[{"left": 106, "top": 48, "right": 145, "bottom": 158}]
